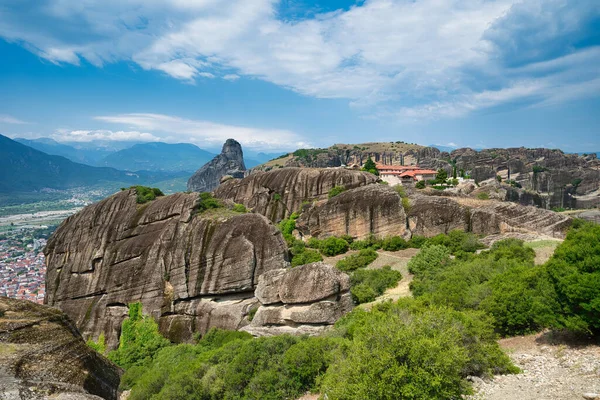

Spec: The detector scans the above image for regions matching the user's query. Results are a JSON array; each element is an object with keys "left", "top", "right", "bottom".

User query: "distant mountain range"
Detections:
[
  {"left": 96, "top": 142, "right": 215, "bottom": 172},
  {"left": 0, "top": 134, "right": 187, "bottom": 193},
  {"left": 14, "top": 137, "right": 114, "bottom": 164},
  {"left": 13, "top": 137, "right": 283, "bottom": 171}
]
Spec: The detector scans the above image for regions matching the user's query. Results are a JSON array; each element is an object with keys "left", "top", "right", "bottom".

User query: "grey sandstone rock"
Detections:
[
  {"left": 187, "top": 138, "right": 246, "bottom": 193},
  {"left": 44, "top": 189, "right": 289, "bottom": 350},
  {"left": 0, "top": 297, "right": 121, "bottom": 400}
]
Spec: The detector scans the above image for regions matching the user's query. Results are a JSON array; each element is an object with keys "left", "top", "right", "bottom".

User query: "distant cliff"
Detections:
[
  {"left": 187, "top": 139, "right": 246, "bottom": 192},
  {"left": 255, "top": 143, "right": 600, "bottom": 209}
]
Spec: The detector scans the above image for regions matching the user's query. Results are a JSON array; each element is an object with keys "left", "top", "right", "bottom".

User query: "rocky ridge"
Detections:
[
  {"left": 44, "top": 189, "right": 290, "bottom": 349},
  {"left": 187, "top": 138, "right": 246, "bottom": 193},
  {"left": 214, "top": 168, "right": 572, "bottom": 240},
  {"left": 256, "top": 143, "right": 600, "bottom": 209},
  {"left": 44, "top": 188, "right": 353, "bottom": 349},
  {"left": 0, "top": 296, "right": 121, "bottom": 400}
]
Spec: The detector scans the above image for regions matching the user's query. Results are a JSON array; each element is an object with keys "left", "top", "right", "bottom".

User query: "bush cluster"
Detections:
[
  {"left": 120, "top": 299, "right": 517, "bottom": 400},
  {"left": 306, "top": 236, "right": 349, "bottom": 256},
  {"left": 336, "top": 249, "right": 378, "bottom": 272},
  {"left": 132, "top": 186, "right": 164, "bottom": 204},
  {"left": 350, "top": 266, "right": 402, "bottom": 304},
  {"left": 408, "top": 224, "right": 600, "bottom": 337},
  {"left": 328, "top": 185, "right": 346, "bottom": 198},
  {"left": 194, "top": 192, "right": 223, "bottom": 214},
  {"left": 108, "top": 303, "right": 171, "bottom": 369}
]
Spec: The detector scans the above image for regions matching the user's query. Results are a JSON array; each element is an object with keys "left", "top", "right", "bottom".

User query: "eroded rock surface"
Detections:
[
  {"left": 187, "top": 139, "right": 246, "bottom": 193},
  {"left": 214, "top": 167, "right": 378, "bottom": 222},
  {"left": 242, "top": 263, "right": 353, "bottom": 336},
  {"left": 44, "top": 189, "right": 289, "bottom": 349},
  {"left": 296, "top": 184, "right": 408, "bottom": 240},
  {"left": 0, "top": 297, "right": 121, "bottom": 400}
]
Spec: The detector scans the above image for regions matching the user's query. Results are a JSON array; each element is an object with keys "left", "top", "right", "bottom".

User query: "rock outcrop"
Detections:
[
  {"left": 255, "top": 143, "right": 600, "bottom": 209},
  {"left": 214, "top": 168, "right": 378, "bottom": 222},
  {"left": 187, "top": 139, "right": 246, "bottom": 193},
  {"left": 0, "top": 296, "right": 121, "bottom": 400},
  {"left": 44, "top": 189, "right": 289, "bottom": 349},
  {"left": 407, "top": 195, "right": 571, "bottom": 238},
  {"left": 296, "top": 184, "right": 408, "bottom": 240},
  {"left": 242, "top": 262, "right": 352, "bottom": 336}
]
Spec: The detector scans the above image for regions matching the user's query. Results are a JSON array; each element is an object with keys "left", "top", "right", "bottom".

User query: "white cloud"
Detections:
[
  {"left": 93, "top": 113, "right": 310, "bottom": 150},
  {"left": 0, "top": 0, "right": 598, "bottom": 120},
  {"left": 0, "top": 115, "right": 28, "bottom": 124},
  {"left": 51, "top": 129, "right": 160, "bottom": 142}
]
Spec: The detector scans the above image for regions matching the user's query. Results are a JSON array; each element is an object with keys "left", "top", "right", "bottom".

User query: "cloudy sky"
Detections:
[{"left": 0, "top": 0, "right": 599, "bottom": 152}]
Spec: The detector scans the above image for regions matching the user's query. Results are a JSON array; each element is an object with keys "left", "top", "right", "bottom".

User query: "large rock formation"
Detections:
[
  {"left": 406, "top": 195, "right": 571, "bottom": 238},
  {"left": 214, "top": 167, "right": 378, "bottom": 222},
  {"left": 187, "top": 139, "right": 246, "bottom": 193},
  {"left": 44, "top": 189, "right": 289, "bottom": 349},
  {"left": 0, "top": 296, "right": 121, "bottom": 400},
  {"left": 255, "top": 143, "right": 600, "bottom": 209},
  {"left": 242, "top": 262, "right": 352, "bottom": 336},
  {"left": 296, "top": 184, "right": 408, "bottom": 240}
]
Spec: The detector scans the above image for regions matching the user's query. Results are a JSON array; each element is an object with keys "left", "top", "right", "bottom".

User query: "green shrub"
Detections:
[
  {"left": 194, "top": 192, "right": 223, "bottom": 214},
  {"left": 132, "top": 186, "right": 165, "bottom": 204},
  {"left": 401, "top": 197, "right": 411, "bottom": 213},
  {"left": 350, "top": 266, "right": 402, "bottom": 304},
  {"left": 415, "top": 180, "right": 426, "bottom": 189},
  {"left": 336, "top": 249, "right": 378, "bottom": 272},
  {"left": 381, "top": 236, "right": 408, "bottom": 251},
  {"left": 407, "top": 235, "right": 427, "bottom": 248},
  {"left": 408, "top": 239, "right": 562, "bottom": 336},
  {"left": 87, "top": 333, "right": 106, "bottom": 355},
  {"left": 476, "top": 192, "right": 490, "bottom": 200},
  {"left": 425, "top": 230, "right": 485, "bottom": 255},
  {"left": 291, "top": 248, "right": 323, "bottom": 267},
  {"left": 545, "top": 221, "right": 600, "bottom": 334},
  {"left": 349, "top": 234, "right": 382, "bottom": 251},
  {"left": 320, "top": 237, "right": 349, "bottom": 256},
  {"left": 361, "top": 157, "right": 379, "bottom": 176},
  {"left": 278, "top": 213, "right": 299, "bottom": 243},
  {"left": 328, "top": 185, "right": 346, "bottom": 198},
  {"left": 126, "top": 329, "right": 339, "bottom": 400},
  {"left": 232, "top": 203, "right": 247, "bottom": 213},
  {"left": 321, "top": 299, "right": 518, "bottom": 400},
  {"left": 393, "top": 185, "right": 407, "bottom": 198},
  {"left": 108, "top": 303, "right": 171, "bottom": 369}
]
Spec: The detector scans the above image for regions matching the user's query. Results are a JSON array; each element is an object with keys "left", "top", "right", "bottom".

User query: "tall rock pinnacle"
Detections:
[{"left": 187, "top": 138, "right": 246, "bottom": 192}]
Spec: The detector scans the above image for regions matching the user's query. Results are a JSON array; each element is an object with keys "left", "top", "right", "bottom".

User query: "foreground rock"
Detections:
[
  {"left": 187, "top": 138, "right": 246, "bottom": 193},
  {"left": 242, "top": 262, "right": 352, "bottom": 336},
  {"left": 214, "top": 167, "right": 378, "bottom": 222},
  {"left": 44, "top": 189, "right": 289, "bottom": 349},
  {"left": 0, "top": 296, "right": 121, "bottom": 400}
]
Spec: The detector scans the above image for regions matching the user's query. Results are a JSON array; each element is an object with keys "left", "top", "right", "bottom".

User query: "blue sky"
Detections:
[{"left": 0, "top": 0, "right": 599, "bottom": 152}]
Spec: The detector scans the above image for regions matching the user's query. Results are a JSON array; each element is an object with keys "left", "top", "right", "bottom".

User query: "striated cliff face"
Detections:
[
  {"left": 406, "top": 195, "right": 571, "bottom": 238},
  {"left": 0, "top": 296, "right": 121, "bottom": 400},
  {"left": 428, "top": 147, "right": 600, "bottom": 209},
  {"left": 214, "top": 167, "right": 378, "bottom": 222},
  {"left": 187, "top": 138, "right": 246, "bottom": 193},
  {"left": 296, "top": 184, "right": 408, "bottom": 240},
  {"left": 44, "top": 189, "right": 289, "bottom": 349}
]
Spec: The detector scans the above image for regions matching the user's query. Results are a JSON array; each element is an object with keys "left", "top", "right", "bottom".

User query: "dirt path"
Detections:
[{"left": 467, "top": 333, "right": 600, "bottom": 400}]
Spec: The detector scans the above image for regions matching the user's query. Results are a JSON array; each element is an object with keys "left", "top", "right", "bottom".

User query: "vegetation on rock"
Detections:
[{"left": 132, "top": 186, "right": 165, "bottom": 204}]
